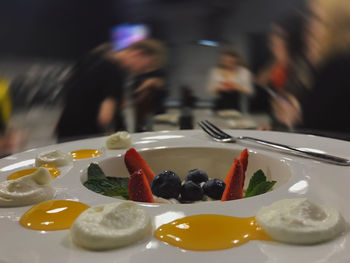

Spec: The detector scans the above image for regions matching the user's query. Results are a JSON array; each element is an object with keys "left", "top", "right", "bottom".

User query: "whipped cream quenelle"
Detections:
[
  {"left": 35, "top": 149, "right": 73, "bottom": 167},
  {"left": 256, "top": 198, "right": 345, "bottom": 244},
  {"left": 70, "top": 201, "right": 152, "bottom": 250},
  {"left": 0, "top": 167, "right": 55, "bottom": 207},
  {"left": 106, "top": 131, "right": 132, "bottom": 149}
]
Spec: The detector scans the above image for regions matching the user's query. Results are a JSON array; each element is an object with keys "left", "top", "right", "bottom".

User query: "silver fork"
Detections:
[{"left": 198, "top": 120, "right": 350, "bottom": 166}]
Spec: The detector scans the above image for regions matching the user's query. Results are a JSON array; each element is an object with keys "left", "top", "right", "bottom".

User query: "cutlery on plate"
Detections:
[{"left": 198, "top": 120, "right": 350, "bottom": 166}]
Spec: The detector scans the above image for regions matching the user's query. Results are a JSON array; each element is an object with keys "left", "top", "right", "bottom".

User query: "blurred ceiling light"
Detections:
[{"left": 197, "top": 40, "right": 219, "bottom": 47}]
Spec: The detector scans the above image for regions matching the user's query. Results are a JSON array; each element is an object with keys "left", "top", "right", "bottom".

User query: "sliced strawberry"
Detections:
[
  {"left": 128, "top": 169, "right": 155, "bottom": 203},
  {"left": 224, "top": 149, "right": 248, "bottom": 185},
  {"left": 221, "top": 159, "right": 244, "bottom": 201},
  {"left": 238, "top": 148, "right": 248, "bottom": 189},
  {"left": 124, "top": 148, "right": 155, "bottom": 184},
  {"left": 239, "top": 148, "right": 248, "bottom": 173}
]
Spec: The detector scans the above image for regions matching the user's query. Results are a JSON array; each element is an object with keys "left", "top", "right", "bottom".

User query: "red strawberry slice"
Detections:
[
  {"left": 128, "top": 169, "right": 155, "bottom": 203},
  {"left": 124, "top": 148, "right": 155, "bottom": 184},
  {"left": 221, "top": 159, "right": 244, "bottom": 201},
  {"left": 224, "top": 149, "right": 248, "bottom": 185},
  {"left": 238, "top": 148, "right": 248, "bottom": 189},
  {"left": 239, "top": 148, "right": 248, "bottom": 173}
]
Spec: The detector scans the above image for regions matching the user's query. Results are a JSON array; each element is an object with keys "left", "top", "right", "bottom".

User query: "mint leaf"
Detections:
[
  {"left": 104, "top": 186, "right": 130, "bottom": 200},
  {"left": 87, "top": 163, "right": 106, "bottom": 180},
  {"left": 245, "top": 181, "right": 276, "bottom": 198},
  {"left": 245, "top": 169, "right": 266, "bottom": 196},
  {"left": 106, "top": 177, "right": 129, "bottom": 188},
  {"left": 83, "top": 179, "right": 115, "bottom": 193},
  {"left": 84, "top": 163, "right": 130, "bottom": 198},
  {"left": 245, "top": 169, "right": 276, "bottom": 198}
]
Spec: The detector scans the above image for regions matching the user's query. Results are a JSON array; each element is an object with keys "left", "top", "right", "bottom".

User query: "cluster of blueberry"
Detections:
[{"left": 150, "top": 169, "right": 226, "bottom": 202}]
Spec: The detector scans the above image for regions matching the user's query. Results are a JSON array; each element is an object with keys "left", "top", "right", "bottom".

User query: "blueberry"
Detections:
[
  {"left": 185, "top": 169, "right": 208, "bottom": 184},
  {"left": 181, "top": 180, "right": 204, "bottom": 202},
  {"left": 203, "top": 179, "right": 226, "bottom": 200},
  {"left": 151, "top": 170, "right": 181, "bottom": 199}
]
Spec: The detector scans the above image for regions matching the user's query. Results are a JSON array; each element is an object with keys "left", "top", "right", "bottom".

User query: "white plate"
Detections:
[{"left": 1, "top": 130, "right": 350, "bottom": 263}]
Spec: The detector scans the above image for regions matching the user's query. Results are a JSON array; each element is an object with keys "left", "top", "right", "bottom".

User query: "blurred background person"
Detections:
[
  {"left": 129, "top": 42, "right": 167, "bottom": 132},
  {"left": 256, "top": 23, "right": 290, "bottom": 95},
  {"left": 207, "top": 47, "right": 254, "bottom": 113},
  {"left": 0, "top": 77, "right": 26, "bottom": 156},
  {"left": 272, "top": 0, "right": 350, "bottom": 138},
  {"left": 256, "top": 12, "right": 313, "bottom": 129},
  {"left": 56, "top": 39, "right": 166, "bottom": 141},
  {"left": 0, "top": 77, "right": 12, "bottom": 132}
]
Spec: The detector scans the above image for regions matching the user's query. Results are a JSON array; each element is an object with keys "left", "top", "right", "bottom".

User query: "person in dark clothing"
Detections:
[
  {"left": 56, "top": 39, "right": 166, "bottom": 141},
  {"left": 56, "top": 47, "right": 125, "bottom": 140},
  {"left": 301, "top": 54, "right": 350, "bottom": 136},
  {"left": 256, "top": 12, "right": 315, "bottom": 130},
  {"left": 130, "top": 69, "right": 167, "bottom": 132},
  {"left": 271, "top": 0, "right": 350, "bottom": 138}
]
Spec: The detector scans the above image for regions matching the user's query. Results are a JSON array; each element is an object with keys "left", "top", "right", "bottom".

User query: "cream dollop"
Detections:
[
  {"left": 106, "top": 131, "right": 132, "bottom": 149},
  {"left": 35, "top": 150, "right": 73, "bottom": 167},
  {"left": 70, "top": 202, "right": 151, "bottom": 250},
  {"left": 0, "top": 167, "right": 55, "bottom": 207},
  {"left": 256, "top": 198, "right": 345, "bottom": 244}
]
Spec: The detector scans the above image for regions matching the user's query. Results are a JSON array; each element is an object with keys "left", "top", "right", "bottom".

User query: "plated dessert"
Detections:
[
  {"left": 0, "top": 130, "right": 349, "bottom": 263},
  {"left": 83, "top": 148, "right": 276, "bottom": 203}
]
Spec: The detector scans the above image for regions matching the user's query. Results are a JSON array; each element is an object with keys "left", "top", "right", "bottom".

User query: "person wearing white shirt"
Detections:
[{"left": 207, "top": 48, "right": 254, "bottom": 112}]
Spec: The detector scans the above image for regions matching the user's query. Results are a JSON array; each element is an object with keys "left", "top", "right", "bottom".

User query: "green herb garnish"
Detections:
[
  {"left": 106, "top": 177, "right": 129, "bottom": 189},
  {"left": 244, "top": 169, "right": 276, "bottom": 198},
  {"left": 245, "top": 169, "right": 266, "bottom": 194},
  {"left": 87, "top": 163, "right": 106, "bottom": 180},
  {"left": 84, "top": 163, "right": 129, "bottom": 199},
  {"left": 83, "top": 179, "right": 115, "bottom": 194},
  {"left": 104, "top": 186, "right": 130, "bottom": 199}
]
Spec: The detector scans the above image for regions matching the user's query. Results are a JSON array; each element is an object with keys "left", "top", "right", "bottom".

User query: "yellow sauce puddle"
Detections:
[
  {"left": 7, "top": 164, "right": 60, "bottom": 180},
  {"left": 155, "top": 214, "right": 271, "bottom": 251},
  {"left": 20, "top": 200, "right": 90, "bottom": 231},
  {"left": 70, "top": 149, "right": 101, "bottom": 160}
]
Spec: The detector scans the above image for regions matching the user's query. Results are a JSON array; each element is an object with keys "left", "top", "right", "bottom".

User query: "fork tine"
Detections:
[
  {"left": 198, "top": 121, "right": 223, "bottom": 140},
  {"left": 203, "top": 120, "right": 231, "bottom": 138}
]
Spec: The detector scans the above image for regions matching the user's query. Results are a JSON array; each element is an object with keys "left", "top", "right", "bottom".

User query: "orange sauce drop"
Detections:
[
  {"left": 20, "top": 200, "right": 89, "bottom": 231},
  {"left": 154, "top": 214, "right": 271, "bottom": 251},
  {"left": 70, "top": 149, "right": 101, "bottom": 160},
  {"left": 7, "top": 164, "right": 60, "bottom": 180}
]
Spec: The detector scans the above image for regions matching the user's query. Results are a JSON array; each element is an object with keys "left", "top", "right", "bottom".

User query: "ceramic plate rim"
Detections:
[{"left": 0, "top": 129, "right": 350, "bottom": 263}]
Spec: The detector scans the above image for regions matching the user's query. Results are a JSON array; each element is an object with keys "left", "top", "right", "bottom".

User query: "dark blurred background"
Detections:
[
  {"left": 0, "top": 0, "right": 310, "bottom": 151},
  {"left": 0, "top": 0, "right": 307, "bottom": 92},
  {"left": 0, "top": 0, "right": 305, "bottom": 59}
]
